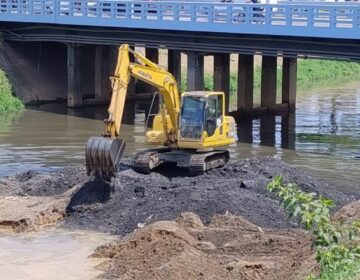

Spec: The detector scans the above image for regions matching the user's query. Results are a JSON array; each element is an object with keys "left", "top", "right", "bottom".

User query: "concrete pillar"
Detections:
[
  {"left": 143, "top": 47, "right": 159, "bottom": 93},
  {"left": 145, "top": 47, "right": 159, "bottom": 64},
  {"left": 237, "top": 118, "right": 253, "bottom": 143},
  {"left": 260, "top": 115, "right": 276, "bottom": 146},
  {"left": 281, "top": 112, "right": 296, "bottom": 149},
  {"left": 67, "top": 44, "right": 82, "bottom": 107},
  {"left": 168, "top": 49, "right": 181, "bottom": 91},
  {"left": 94, "top": 46, "right": 111, "bottom": 101},
  {"left": 237, "top": 54, "right": 254, "bottom": 111},
  {"left": 282, "top": 57, "right": 297, "bottom": 111},
  {"left": 214, "top": 53, "right": 230, "bottom": 114},
  {"left": 261, "top": 56, "right": 277, "bottom": 109},
  {"left": 187, "top": 51, "right": 204, "bottom": 91}
]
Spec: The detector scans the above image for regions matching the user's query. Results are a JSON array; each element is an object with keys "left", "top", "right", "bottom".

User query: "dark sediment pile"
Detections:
[
  {"left": 62, "top": 156, "right": 353, "bottom": 236},
  {"left": 0, "top": 165, "right": 87, "bottom": 197}
]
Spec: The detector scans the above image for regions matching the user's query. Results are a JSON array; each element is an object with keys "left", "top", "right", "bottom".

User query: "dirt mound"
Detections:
[
  {"left": 65, "top": 157, "right": 353, "bottom": 235},
  {"left": 0, "top": 187, "right": 81, "bottom": 233},
  {"left": 333, "top": 199, "right": 360, "bottom": 225},
  {"left": 0, "top": 166, "right": 86, "bottom": 232},
  {"left": 0, "top": 165, "right": 86, "bottom": 196},
  {"left": 92, "top": 212, "right": 316, "bottom": 280},
  {"left": 0, "top": 157, "right": 353, "bottom": 235}
]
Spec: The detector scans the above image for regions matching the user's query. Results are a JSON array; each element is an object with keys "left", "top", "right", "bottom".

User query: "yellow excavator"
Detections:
[{"left": 85, "top": 44, "right": 236, "bottom": 178}]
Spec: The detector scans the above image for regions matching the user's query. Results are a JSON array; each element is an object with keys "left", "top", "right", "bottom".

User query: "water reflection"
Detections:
[{"left": 0, "top": 82, "right": 359, "bottom": 192}]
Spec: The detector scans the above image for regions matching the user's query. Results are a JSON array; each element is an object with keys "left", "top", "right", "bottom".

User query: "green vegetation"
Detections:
[
  {"left": 0, "top": 69, "right": 24, "bottom": 114},
  {"left": 267, "top": 176, "right": 360, "bottom": 280},
  {"left": 181, "top": 59, "right": 360, "bottom": 93}
]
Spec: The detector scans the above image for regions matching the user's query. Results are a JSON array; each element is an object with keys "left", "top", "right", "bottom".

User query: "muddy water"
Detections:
[
  {"left": 0, "top": 82, "right": 359, "bottom": 279},
  {"left": 0, "top": 227, "right": 114, "bottom": 280},
  {"left": 0, "top": 82, "right": 359, "bottom": 192}
]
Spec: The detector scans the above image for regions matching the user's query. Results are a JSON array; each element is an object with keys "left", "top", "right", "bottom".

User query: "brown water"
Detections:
[
  {"left": 0, "top": 82, "right": 359, "bottom": 279},
  {"left": 0, "top": 83, "right": 359, "bottom": 192},
  {"left": 0, "top": 227, "right": 114, "bottom": 280}
]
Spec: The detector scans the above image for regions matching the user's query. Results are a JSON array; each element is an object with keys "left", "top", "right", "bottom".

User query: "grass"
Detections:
[
  {"left": 181, "top": 59, "right": 360, "bottom": 94},
  {"left": 0, "top": 69, "right": 24, "bottom": 114},
  {"left": 315, "top": 261, "right": 360, "bottom": 280}
]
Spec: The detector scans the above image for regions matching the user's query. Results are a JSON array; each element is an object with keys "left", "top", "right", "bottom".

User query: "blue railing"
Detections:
[{"left": 0, "top": 0, "right": 360, "bottom": 39}]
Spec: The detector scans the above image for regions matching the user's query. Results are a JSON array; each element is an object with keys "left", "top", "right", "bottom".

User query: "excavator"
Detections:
[{"left": 85, "top": 44, "right": 236, "bottom": 179}]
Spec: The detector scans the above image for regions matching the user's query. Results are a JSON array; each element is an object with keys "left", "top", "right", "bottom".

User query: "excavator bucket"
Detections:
[{"left": 85, "top": 136, "right": 126, "bottom": 179}]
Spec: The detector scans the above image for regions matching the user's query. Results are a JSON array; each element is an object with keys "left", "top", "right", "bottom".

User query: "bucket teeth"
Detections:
[{"left": 85, "top": 136, "right": 126, "bottom": 179}]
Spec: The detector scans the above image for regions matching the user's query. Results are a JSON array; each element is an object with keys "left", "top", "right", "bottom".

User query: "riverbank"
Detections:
[
  {"left": 0, "top": 157, "right": 357, "bottom": 279},
  {"left": 0, "top": 69, "right": 23, "bottom": 114}
]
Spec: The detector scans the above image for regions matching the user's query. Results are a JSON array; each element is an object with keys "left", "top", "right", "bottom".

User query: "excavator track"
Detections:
[
  {"left": 189, "top": 150, "right": 230, "bottom": 176},
  {"left": 132, "top": 149, "right": 169, "bottom": 174}
]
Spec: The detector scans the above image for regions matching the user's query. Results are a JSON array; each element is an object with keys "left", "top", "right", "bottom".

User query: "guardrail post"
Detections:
[
  {"left": 237, "top": 54, "right": 254, "bottom": 112},
  {"left": 261, "top": 56, "right": 277, "bottom": 112},
  {"left": 214, "top": 53, "right": 230, "bottom": 114},
  {"left": 168, "top": 49, "right": 181, "bottom": 91},
  {"left": 67, "top": 43, "right": 83, "bottom": 107},
  {"left": 282, "top": 57, "right": 297, "bottom": 112},
  {"left": 187, "top": 51, "right": 204, "bottom": 91}
]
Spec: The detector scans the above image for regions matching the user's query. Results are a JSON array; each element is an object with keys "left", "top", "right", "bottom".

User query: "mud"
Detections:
[
  {"left": 91, "top": 212, "right": 316, "bottom": 280},
  {"left": 64, "top": 156, "right": 353, "bottom": 236},
  {"left": 0, "top": 156, "right": 355, "bottom": 279},
  {"left": 0, "top": 166, "right": 86, "bottom": 232},
  {"left": 0, "top": 156, "right": 353, "bottom": 235}
]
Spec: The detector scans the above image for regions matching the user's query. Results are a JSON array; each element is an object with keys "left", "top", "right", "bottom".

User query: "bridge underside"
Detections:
[
  {"left": 1, "top": 23, "right": 360, "bottom": 61},
  {"left": 0, "top": 22, "right": 359, "bottom": 124}
]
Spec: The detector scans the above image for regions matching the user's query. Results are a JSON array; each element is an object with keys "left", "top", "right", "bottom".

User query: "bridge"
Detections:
[{"left": 0, "top": 0, "right": 360, "bottom": 120}]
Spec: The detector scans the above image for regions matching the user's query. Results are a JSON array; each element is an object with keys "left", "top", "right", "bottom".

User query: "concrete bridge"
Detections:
[{"left": 1, "top": 0, "right": 360, "bottom": 118}]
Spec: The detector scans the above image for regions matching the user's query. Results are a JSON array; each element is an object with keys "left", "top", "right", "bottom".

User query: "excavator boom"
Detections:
[{"left": 85, "top": 44, "right": 181, "bottom": 178}]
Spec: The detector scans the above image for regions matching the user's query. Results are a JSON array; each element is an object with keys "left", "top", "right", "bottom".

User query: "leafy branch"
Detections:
[{"left": 267, "top": 176, "right": 360, "bottom": 277}]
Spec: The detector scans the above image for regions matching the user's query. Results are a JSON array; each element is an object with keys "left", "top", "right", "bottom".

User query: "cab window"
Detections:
[{"left": 205, "top": 95, "right": 223, "bottom": 137}]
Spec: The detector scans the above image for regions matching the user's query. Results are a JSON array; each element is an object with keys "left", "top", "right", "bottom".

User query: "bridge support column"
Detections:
[
  {"left": 187, "top": 52, "right": 204, "bottom": 91},
  {"left": 168, "top": 50, "right": 181, "bottom": 90},
  {"left": 94, "top": 46, "right": 111, "bottom": 101},
  {"left": 143, "top": 47, "right": 159, "bottom": 93},
  {"left": 282, "top": 57, "right": 297, "bottom": 112},
  {"left": 281, "top": 112, "right": 296, "bottom": 149},
  {"left": 237, "top": 118, "right": 253, "bottom": 143},
  {"left": 67, "top": 44, "right": 83, "bottom": 107},
  {"left": 237, "top": 54, "right": 254, "bottom": 112},
  {"left": 261, "top": 56, "right": 277, "bottom": 111},
  {"left": 214, "top": 53, "right": 230, "bottom": 114},
  {"left": 260, "top": 115, "right": 276, "bottom": 146}
]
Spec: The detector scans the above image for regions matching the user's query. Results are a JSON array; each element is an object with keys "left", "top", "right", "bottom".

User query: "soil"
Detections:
[
  {"left": 64, "top": 156, "right": 353, "bottom": 236},
  {"left": 91, "top": 212, "right": 316, "bottom": 280},
  {"left": 0, "top": 165, "right": 87, "bottom": 232},
  {"left": 0, "top": 156, "right": 356, "bottom": 279}
]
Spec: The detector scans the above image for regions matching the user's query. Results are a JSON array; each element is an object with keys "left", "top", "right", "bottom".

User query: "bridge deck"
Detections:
[{"left": 0, "top": 0, "right": 360, "bottom": 40}]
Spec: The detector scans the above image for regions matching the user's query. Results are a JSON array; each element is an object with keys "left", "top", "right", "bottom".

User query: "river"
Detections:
[
  {"left": 0, "top": 82, "right": 359, "bottom": 279},
  {"left": 1, "top": 81, "right": 359, "bottom": 192}
]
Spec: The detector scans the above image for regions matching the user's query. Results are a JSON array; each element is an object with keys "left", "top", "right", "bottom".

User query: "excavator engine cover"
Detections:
[{"left": 85, "top": 136, "right": 126, "bottom": 179}]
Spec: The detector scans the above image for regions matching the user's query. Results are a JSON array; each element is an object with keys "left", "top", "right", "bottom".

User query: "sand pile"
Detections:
[{"left": 92, "top": 212, "right": 316, "bottom": 280}]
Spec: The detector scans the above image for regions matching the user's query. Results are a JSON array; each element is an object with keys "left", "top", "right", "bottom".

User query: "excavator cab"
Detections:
[
  {"left": 179, "top": 92, "right": 224, "bottom": 140},
  {"left": 85, "top": 44, "right": 236, "bottom": 179}
]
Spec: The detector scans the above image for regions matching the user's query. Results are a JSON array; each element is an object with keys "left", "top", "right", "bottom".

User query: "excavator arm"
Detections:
[
  {"left": 85, "top": 44, "right": 181, "bottom": 178},
  {"left": 105, "top": 44, "right": 180, "bottom": 138}
]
